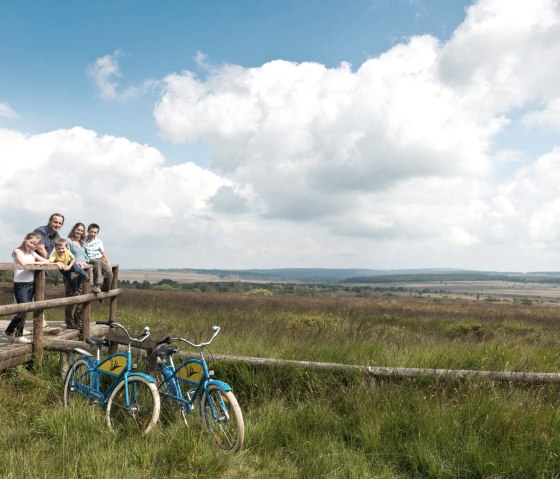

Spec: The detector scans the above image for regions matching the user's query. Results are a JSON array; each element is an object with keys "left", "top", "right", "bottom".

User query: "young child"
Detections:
[
  {"left": 4, "top": 232, "right": 63, "bottom": 343},
  {"left": 83, "top": 223, "right": 113, "bottom": 294},
  {"left": 49, "top": 238, "right": 89, "bottom": 295}
]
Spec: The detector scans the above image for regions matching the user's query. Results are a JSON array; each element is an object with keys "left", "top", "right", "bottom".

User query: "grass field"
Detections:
[{"left": 1, "top": 285, "right": 560, "bottom": 477}]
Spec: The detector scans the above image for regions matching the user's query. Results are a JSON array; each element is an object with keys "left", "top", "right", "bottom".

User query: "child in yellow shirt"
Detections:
[{"left": 49, "top": 238, "right": 89, "bottom": 295}]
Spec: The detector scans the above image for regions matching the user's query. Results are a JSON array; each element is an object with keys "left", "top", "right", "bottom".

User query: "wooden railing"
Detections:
[{"left": 0, "top": 262, "right": 121, "bottom": 361}]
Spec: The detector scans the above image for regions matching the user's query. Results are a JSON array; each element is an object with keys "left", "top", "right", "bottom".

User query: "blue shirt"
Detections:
[
  {"left": 33, "top": 225, "right": 60, "bottom": 255},
  {"left": 67, "top": 240, "right": 88, "bottom": 263}
]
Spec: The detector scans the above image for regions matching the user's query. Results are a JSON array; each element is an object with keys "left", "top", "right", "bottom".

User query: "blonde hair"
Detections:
[{"left": 16, "top": 232, "right": 41, "bottom": 255}]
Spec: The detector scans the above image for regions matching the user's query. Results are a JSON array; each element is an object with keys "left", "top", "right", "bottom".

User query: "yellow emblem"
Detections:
[
  {"left": 99, "top": 354, "right": 127, "bottom": 375},
  {"left": 177, "top": 362, "right": 203, "bottom": 383}
]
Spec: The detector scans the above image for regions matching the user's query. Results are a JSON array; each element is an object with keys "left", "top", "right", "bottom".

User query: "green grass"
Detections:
[{"left": 3, "top": 287, "right": 560, "bottom": 477}]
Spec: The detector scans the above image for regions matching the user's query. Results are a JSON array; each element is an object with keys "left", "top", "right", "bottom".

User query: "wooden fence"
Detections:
[
  {"left": 1, "top": 263, "right": 560, "bottom": 385},
  {"left": 0, "top": 262, "right": 121, "bottom": 367}
]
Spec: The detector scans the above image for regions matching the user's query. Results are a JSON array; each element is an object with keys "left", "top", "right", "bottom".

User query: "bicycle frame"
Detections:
[
  {"left": 69, "top": 346, "right": 150, "bottom": 407},
  {"left": 152, "top": 325, "right": 244, "bottom": 451},
  {"left": 66, "top": 321, "right": 157, "bottom": 411},
  {"left": 157, "top": 354, "right": 232, "bottom": 416}
]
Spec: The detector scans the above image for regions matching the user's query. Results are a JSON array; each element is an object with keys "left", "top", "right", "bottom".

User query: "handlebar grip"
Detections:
[{"left": 155, "top": 336, "right": 172, "bottom": 345}]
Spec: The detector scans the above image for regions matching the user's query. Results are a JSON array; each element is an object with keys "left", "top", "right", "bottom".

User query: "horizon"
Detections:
[{"left": 3, "top": 1, "right": 560, "bottom": 272}]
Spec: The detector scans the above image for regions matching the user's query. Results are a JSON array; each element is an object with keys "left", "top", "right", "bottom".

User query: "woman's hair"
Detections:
[
  {"left": 68, "top": 223, "right": 86, "bottom": 244},
  {"left": 16, "top": 232, "right": 41, "bottom": 254}
]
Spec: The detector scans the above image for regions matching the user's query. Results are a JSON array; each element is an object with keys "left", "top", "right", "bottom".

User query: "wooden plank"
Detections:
[
  {"left": 0, "top": 345, "right": 33, "bottom": 371},
  {"left": 152, "top": 350, "right": 560, "bottom": 385},
  {"left": 0, "top": 289, "right": 122, "bottom": 316}
]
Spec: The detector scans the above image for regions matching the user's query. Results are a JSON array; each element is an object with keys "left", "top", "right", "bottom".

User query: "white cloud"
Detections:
[
  {"left": 522, "top": 98, "right": 560, "bottom": 131},
  {"left": 5, "top": 0, "right": 560, "bottom": 271},
  {"left": 86, "top": 51, "right": 122, "bottom": 99},
  {"left": 0, "top": 102, "right": 17, "bottom": 118},
  {"left": 86, "top": 50, "right": 152, "bottom": 100}
]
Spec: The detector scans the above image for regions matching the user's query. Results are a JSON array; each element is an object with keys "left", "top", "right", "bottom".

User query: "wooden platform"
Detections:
[{"left": 0, "top": 320, "right": 107, "bottom": 372}]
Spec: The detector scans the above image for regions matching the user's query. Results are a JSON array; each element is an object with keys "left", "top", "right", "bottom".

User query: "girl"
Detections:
[{"left": 3, "top": 232, "right": 63, "bottom": 343}]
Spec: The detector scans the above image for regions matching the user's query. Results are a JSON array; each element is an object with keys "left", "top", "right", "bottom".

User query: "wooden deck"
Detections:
[{"left": 0, "top": 320, "right": 107, "bottom": 372}]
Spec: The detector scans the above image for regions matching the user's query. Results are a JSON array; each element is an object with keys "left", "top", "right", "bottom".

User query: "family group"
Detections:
[{"left": 3, "top": 213, "right": 113, "bottom": 343}]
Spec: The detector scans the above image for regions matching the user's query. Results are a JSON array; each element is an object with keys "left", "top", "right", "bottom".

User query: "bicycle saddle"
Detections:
[
  {"left": 86, "top": 336, "right": 108, "bottom": 348},
  {"left": 156, "top": 345, "right": 179, "bottom": 358}
]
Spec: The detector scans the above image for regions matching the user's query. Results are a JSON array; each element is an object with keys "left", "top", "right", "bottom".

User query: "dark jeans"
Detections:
[
  {"left": 64, "top": 276, "right": 84, "bottom": 329},
  {"left": 6, "top": 282, "right": 34, "bottom": 336},
  {"left": 62, "top": 263, "right": 88, "bottom": 293}
]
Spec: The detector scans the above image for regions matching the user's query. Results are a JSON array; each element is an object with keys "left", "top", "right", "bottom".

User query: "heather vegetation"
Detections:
[{"left": 1, "top": 286, "right": 560, "bottom": 477}]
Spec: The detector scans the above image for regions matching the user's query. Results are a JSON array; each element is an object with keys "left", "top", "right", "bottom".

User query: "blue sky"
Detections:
[
  {"left": 2, "top": 0, "right": 560, "bottom": 271},
  {"left": 1, "top": 1, "right": 470, "bottom": 162}
]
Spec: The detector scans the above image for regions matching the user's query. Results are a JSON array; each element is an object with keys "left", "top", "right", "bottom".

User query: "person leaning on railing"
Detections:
[{"left": 3, "top": 232, "right": 64, "bottom": 343}]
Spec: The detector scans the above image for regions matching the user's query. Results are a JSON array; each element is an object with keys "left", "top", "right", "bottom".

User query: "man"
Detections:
[
  {"left": 32, "top": 212, "right": 65, "bottom": 332},
  {"left": 34, "top": 213, "right": 64, "bottom": 258}
]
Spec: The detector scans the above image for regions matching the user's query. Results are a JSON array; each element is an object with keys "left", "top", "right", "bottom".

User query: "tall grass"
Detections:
[{"left": 2, "top": 287, "right": 560, "bottom": 477}]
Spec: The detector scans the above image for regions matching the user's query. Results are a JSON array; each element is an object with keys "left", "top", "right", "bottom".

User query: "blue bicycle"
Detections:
[
  {"left": 153, "top": 326, "right": 244, "bottom": 451},
  {"left": 63, "top": 320, "right": 161, "bottom": 434}
]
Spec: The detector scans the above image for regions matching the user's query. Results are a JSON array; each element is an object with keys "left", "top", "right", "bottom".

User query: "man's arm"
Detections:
[
  {"left": 36, "top": 244, "right": 48, "bottom": 258},
  {"left": 33, "top": 226, "right": 49, "bottom": 258}
]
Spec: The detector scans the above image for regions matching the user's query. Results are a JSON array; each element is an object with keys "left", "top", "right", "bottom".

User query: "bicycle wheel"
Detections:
[
  {"left": 106, "top": 376, "right": 160, "bottom": 434},
  {"left": 156, "top": 367, "right": 189, "bottom": 426},
  {"left": 63, "top": 359, "right": 94, "bottom": 408},
  {"left": 201, "top": 384, "right": 244, "bottom": 452}
]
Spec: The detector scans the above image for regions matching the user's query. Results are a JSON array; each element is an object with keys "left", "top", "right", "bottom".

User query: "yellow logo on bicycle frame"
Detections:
[
  {"left": 99, "top": 355, "right": 127, "bottom": 375},
  {"left": 176, "top": 362, "right": 203, "bottom": 383}
]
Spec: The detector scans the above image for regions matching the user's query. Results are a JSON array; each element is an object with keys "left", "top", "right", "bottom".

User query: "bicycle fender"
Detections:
[
  {"left": 72, "top": 347, "right": 93, "bottom": 358},
  {"left": 206, "top": 379, "right": 231, "bottom": 392},
  {"left": 127, "top": 372, "right": 157, "bottom": 384}
]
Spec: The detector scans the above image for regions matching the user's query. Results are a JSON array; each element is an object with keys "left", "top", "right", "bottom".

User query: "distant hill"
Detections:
[{"left": 155, "top": 267, "right": 560, "bottom": 284}]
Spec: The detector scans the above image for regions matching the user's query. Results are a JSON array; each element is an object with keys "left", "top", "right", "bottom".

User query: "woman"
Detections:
[
  {"left": 65, "top": 222, "right": 89, "bottom": 329},
  {"left": 4, "top": 232, "right": 63, "bottom": 343}
]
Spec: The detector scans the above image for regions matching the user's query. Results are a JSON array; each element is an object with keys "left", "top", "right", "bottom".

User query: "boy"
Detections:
[
  {"left": 83, "top": 223, "right": 113, "bottom": 294},
  {"left": 49, "top": 238, "right": 89, "bottom": 295}
]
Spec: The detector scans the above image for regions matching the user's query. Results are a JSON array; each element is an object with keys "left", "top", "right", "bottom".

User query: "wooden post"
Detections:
[
  {"left": 109, "top": 265, "right": 119, "bottom": 321},
  {"left": 82, "top": 268, "right": 92, "bottom": 339},
  {"left": 32, "top": 270, "right": 45, "bottom": 361},
  {"left": 59, "top": 352, "right": 69, "bottom": 379}
]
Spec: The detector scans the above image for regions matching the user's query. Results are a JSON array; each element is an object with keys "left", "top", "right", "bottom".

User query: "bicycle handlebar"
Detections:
[
  {"left": 155, "top": 325, "right": 221, "bottom": 350},
  {"left": 95, "top": 320, "right": 151, "bottom": 343}
]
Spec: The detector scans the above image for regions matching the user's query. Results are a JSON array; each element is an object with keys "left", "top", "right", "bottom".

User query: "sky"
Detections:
[{"left": 2, "top": 0, "right": 560, "bottom": 272}]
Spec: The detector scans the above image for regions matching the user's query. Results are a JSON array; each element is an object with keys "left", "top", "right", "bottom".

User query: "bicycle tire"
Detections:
[
  {"left": 200, "top": 384, "right": 244, "bottom": 452},
  {"left": 63, "top": 359, "right": 94, "bottom": 408},
  {"left": 156, "top": 367, "right": 189, "bottom": 426},
  {"left": 106, "top": 376, "right": 160, "bottom": 434}
]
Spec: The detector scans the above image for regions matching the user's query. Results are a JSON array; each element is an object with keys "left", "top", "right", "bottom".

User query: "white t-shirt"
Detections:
[{"left": 13, "top": 248, "right": 43, "bottom": 283}]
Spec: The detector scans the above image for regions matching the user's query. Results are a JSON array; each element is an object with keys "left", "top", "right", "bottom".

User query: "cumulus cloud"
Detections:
[
  {"left": 149, "top": 0, "right": 560, "bottom": 269},
  {"left": 5, "top": 0, "right": 560, "bottom": 271},
  {"left": 0, "top": 127, "right": 232, "bottom": 263}
]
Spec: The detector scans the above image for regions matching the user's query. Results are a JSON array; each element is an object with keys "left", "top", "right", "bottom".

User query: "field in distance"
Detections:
[{"left": 120, "top": 270, "right": 223, "bottom": 284}]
